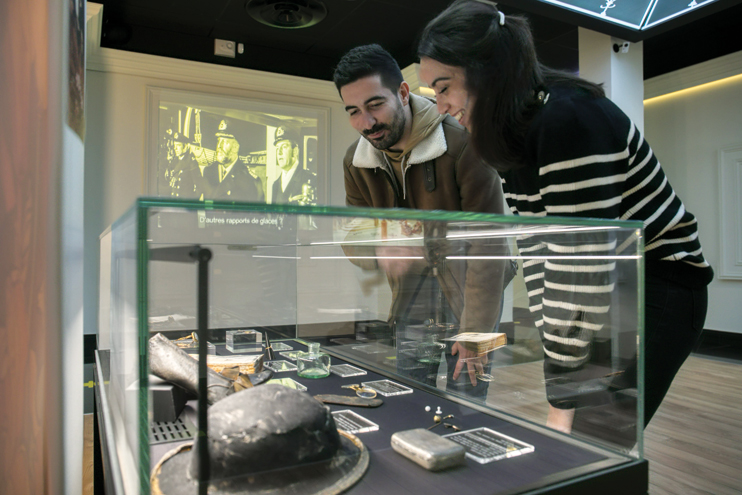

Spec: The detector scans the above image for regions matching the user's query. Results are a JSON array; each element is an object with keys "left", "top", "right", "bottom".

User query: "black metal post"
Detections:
[{"left": 191, "top": 247, "right": 212, "bottom": 495}]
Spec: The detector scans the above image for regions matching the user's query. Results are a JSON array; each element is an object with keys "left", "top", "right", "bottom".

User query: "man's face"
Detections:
[
  {"left": 216, "top": 137, "right": 239, "bottom": 164},
  {"left": 275, "top": 139, "right": 298, "bottom": 171},
  {"left": 174, "top": 141, "right": 186, "bottom": 158},
  {"left": 340, "top": 75, "right": 407, "bottom": 150}
]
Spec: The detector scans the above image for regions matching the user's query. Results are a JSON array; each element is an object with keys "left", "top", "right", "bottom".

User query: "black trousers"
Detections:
[
  {"left": 566, "top": 273, "right": 708, "bottom": 445},
  {"left": 628, "top": 273, "right": 708, "bottom": 425}
]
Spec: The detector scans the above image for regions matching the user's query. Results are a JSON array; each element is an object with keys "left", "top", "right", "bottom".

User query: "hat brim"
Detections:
[{"left": 151, "top": 430, "right": 369, "bottom": 495}]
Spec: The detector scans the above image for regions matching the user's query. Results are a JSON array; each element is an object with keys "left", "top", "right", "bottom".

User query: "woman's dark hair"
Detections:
[
  {"left": 333, "top": 44, "right": 404, "bottom": 95},
  {"left": 418, "top": 0, "right": 604, "bottom": 171}
]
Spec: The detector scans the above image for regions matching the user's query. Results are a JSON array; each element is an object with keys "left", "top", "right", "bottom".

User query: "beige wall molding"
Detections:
[
  {"left": 645, "top": 50, "right": 742, "bottom": 99},
  {"left": 718, "top": 144, "right": 742, "bottom": 280}
]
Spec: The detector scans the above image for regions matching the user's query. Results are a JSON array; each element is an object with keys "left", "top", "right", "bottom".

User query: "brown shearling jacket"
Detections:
[{"left": 343, "top": 112, "right": 510, "bottom": 334}]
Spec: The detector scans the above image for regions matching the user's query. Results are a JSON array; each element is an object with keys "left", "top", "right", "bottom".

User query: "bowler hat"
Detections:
[{"left": 151, "top": 385, "right": 368, "bottom": 495}]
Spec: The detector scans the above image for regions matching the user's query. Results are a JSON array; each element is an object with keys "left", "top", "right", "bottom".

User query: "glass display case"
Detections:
[{"left": 95, "top": 198, "right": 647, "bottom": 495}]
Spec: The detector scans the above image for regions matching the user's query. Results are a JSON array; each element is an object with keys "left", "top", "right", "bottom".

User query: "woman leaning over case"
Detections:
[{"left": 417, "top": 0, "right": 713, "bottom": 435}]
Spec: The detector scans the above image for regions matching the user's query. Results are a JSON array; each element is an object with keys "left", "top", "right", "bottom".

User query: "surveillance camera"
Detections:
[{"left": 613, "top": 42, "right": 631, "bottom": 53}]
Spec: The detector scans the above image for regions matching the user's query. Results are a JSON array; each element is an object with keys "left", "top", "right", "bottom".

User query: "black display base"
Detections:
[{"left": 150, "top": 376, "right": 190, "bottom": 423}]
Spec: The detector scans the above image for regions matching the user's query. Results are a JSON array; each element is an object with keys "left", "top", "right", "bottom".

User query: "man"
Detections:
[
  {"left": 271, "top": 126, "right": 316, "bottom": 205},
  {"left": 333, "top": 44, "right": 510, "bottom": 399},
  {"left": 210, "top": 119, "right": 264, "bottom": 202},
  {"left": 169, "top": 132, "right": 211, "bottom": 199}
]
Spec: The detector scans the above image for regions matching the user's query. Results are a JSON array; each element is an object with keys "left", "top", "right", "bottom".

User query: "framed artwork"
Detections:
[
  {"left": 67, "top": 0, "right": 85, "bottom": 140},
  {"left": 146, "top": 87, "right": 329, "bottom": 205}
]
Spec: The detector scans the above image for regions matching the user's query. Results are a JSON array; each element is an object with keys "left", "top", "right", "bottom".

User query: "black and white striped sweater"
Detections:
[{"left": 501, "top": 85, "right": 712, "bottom": 372}]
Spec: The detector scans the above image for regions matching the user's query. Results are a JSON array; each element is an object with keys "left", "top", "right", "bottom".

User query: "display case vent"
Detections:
[{"left": 150, "top": 417, "right": 196, "bottom": 445}]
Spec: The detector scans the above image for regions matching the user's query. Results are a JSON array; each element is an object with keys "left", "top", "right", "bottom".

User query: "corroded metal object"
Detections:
[
  {"left": 313, "top": 394, "right": 383, "bottom": 408},
  {"left": 149, "top": 333, "right": 234, "bottom": 405}
]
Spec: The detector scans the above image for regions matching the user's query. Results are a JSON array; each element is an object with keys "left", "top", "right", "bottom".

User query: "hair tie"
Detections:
[{"left": 498, "top": 11, "right": 505, "bottom": 25}]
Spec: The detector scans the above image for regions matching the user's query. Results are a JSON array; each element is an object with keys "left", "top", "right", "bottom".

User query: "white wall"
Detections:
[
  {"left": 579, "top": 28, "right": 645, "bottom": 132},
  {"left": 644, "top": 52, "right": 742, "bottom": 334}
]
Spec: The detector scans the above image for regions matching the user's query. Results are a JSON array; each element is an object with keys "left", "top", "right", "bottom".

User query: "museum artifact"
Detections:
[
  {"left": 445, "top": 332, "right": 507, "bottom": 355},
  {"left": 341, "top": 384, "right": 378, "bottom": 399},
  {"left": 225, "top": 329, "right": 263, "bottom": 353},
  {"left": 443, "top": 428, "right": 535, "bottom": 463},
  {"left": 149, "top": 333, "right": 235, "bottom": 404},
  {"left": 391, "top": 428, "right": 466, "bottom": 471},
  {"left": 267, "top": 377, "right": 307, "bottom": 391},
  {"left": 264, "top": 359, "right": 298, "bottom": 372},
  {"left": 191, "top": 353, "right": 264, "bottom": 374},
  {"left": 264, "top": 332, "right": 276, "bottom": 360},
  {"left": 296, "top": 342, "right": 331, "bottom": 378},
  {"left": 151, "top": 384, "right": 369, "bottom": 495},
  {"left": 149, "top": 333, "right": 270, "bottom": 404},
  {"left": 330, "top": 364, "right": 367, "bottom": 377},
  {"left": 174, "top": 332, "right": 217, "bottom": 354},
  {"left": 416, "top": 334, "right": 447, "bottom": 364},
  {"left": 313, "top": 394, "right": 383, "bottom": 408},
  {"left": 331, "top": 410, "right": 380, "bottom": 434}
]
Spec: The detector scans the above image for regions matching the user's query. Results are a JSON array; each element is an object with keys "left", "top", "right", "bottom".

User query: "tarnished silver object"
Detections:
[
  {"left": 391, "top": 428, "right": 466, "bottom": 471},
  {"left": 149, "top": 333, "right": 234, "bottom": 405}
]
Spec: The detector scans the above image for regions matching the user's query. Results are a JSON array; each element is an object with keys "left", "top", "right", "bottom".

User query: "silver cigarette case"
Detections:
[{"left": 391, "top": 428, "right": 466, "bottom": 471}]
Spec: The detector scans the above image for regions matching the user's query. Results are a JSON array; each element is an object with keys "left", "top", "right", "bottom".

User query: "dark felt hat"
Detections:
[{"left": 151, "top": 385, "right": 368, "bottom": 495}]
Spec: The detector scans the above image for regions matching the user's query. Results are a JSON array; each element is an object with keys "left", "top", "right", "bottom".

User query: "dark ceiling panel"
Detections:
[
  {"left": 212, "top": 0, "right": 383, "bottom": 54},
  {"left": 643, "top": 2, "right": 742, "bottom": 78},
  {"left": 503, "top": 6, "right": 577, "bottom": 45},
  {"left": 97, "top": 0, "right": 742, "bottom": 81},
  {"left": 306, "top": 0, "right": 450, "bottom": 66}
]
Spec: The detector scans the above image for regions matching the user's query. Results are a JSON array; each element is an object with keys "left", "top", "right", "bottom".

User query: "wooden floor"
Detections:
[
  {"left": 487, "top": 355, "right": 742, "bottom": 495},
  {"left": 645, "top": 356, "right": 742, "bottom": 495}
]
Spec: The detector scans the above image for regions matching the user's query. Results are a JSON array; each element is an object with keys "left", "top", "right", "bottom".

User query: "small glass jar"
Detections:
[
  {"left": 416, "top": 334, "right": 446, "bottom": 364},
  {"left": 296, "top": 343, "right": 331, "bottom": 379}
]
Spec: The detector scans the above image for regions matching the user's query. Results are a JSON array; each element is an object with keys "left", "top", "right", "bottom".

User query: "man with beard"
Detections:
[
  {"left": 333, "top": 44, "right": 511, "bottom": 400},
  {"left": 271, "top": 125, "right": 316, "bottom": 205},
  {"left": 211, "top": 120, "right": 264, "bottom": 202}
]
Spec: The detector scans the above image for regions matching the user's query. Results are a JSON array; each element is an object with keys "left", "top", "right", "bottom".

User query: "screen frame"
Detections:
[{"left": 145, "top": 86, "right": 331, "bottom": 205}]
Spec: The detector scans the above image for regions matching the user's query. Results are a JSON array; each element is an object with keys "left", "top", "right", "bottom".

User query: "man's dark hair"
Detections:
[
  {"left": 333, "top": 44, "right": 404, "bottom": 95},
  {"left": 418, "top": 0, "right": 603, "bottom": 171}
]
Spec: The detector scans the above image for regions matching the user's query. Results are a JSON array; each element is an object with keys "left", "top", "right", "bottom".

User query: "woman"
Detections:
[{"left": 418, "top": 0, "right": 713, "bottom": 434}]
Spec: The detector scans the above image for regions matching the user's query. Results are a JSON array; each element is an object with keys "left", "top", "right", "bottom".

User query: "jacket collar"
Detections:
[{"left": 351, "top": 113, "right": 448, "bottom": 169}]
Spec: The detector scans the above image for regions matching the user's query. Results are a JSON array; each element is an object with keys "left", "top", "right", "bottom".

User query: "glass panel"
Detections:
[
  {"left": 109, "top": 198, "right": 645, "bottom": 493},
  {"left": 108, "top": 205, "right": 143, "bottom": 494}
]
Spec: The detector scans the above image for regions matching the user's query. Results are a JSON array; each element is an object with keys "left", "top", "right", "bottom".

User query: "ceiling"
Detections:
[{"left": 97, "top": 0, "right": 742, "bottom": 82}]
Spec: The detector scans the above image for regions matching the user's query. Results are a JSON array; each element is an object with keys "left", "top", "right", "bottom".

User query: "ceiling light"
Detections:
[{"left": 246, "top": 0, "right": 328, "bottom": 29}]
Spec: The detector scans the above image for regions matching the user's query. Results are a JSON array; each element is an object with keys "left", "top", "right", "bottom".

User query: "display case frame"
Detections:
[{"left": 97, "top": 197, "right": 648, "bottom": 495}]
